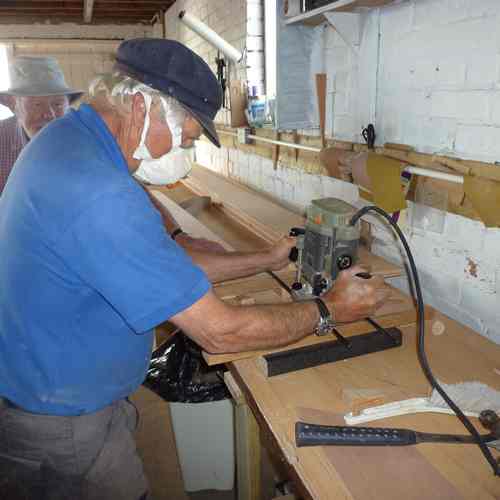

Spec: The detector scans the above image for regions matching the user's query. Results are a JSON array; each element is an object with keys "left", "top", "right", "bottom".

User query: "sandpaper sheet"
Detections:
[
  {"left": 366, "top": 153, "right": 407, "bottom": 213},
  {"left": 463, "top": 175, "right": 500, "bottom": 227},
  {"left": 229, "top": 80, "right": 248, "bottom": 128},
  {"left": 296, "top": 407, "right": 463, "bottom": 500}
]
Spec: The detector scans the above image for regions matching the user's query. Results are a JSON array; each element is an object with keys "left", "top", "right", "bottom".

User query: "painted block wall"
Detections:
[
  {"left": 165, "top": 0, "right": 251, "bottom": 126},
  {"left": 170, "top": 0, "right": 500, "bottom": 344},
  {"left": 1, "top": 21, "right": 157, "bottom": 99}
]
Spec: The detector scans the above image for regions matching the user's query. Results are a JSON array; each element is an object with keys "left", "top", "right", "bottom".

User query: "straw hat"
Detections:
[{"left": 0, "top": 56, "right": 83, "bottom": 103}]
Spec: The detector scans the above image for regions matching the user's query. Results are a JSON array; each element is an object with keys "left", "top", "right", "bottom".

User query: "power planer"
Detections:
[{"left": 289, "top": 198, "right": 361, "bottom": 299}]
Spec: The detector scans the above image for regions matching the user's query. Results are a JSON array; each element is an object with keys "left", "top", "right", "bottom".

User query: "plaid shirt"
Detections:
[{"left": 0, "top": 116, "right": 29, "bottom": 196}]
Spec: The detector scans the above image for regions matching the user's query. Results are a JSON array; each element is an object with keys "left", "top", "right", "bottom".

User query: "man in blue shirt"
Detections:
[{"left": 0, "top": 39, "right": 388, "bottom": 499}]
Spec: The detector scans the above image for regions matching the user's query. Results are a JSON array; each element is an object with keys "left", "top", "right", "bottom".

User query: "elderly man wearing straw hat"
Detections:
[
  {"left": 0, "top": 56, "right": 83, "bottom": 195},
  {"left": 0, "top": 55, "right": 225, "bottom": 253},
  {"left": 0, "top": 39, "right": 387, "bottom": 500}
]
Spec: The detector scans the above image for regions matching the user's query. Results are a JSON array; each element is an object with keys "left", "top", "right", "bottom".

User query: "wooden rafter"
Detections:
[
  {"left": 83, "top": 0, "right": 95, "bottom": 23},
  {"left": 0, "top": 0, "right": 175, "bottom": 25}
]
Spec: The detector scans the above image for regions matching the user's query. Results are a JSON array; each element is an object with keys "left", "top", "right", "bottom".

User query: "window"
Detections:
[
  {"left": 0, "top": 44, "right": 13, "bottom": 120},
  {"left": 264, "top": 0, "right": 277, "bottom": 99}
]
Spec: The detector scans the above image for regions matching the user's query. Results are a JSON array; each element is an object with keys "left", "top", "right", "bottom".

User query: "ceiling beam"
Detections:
[
  {"left": 84, "top": 0, "right": 95, "bottom": 23},
  {"left": 0, "top": 6, "right": 161, "bottom": 13}
]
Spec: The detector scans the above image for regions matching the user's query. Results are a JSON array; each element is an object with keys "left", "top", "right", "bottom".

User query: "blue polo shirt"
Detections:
[{"left": 0, "top": 104, "right": 210, "bottom": 415}]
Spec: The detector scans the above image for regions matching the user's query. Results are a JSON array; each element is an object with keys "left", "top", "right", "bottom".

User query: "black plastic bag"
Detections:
[{"left": 143, "top": 331, "right": 230, "bottom": 403}]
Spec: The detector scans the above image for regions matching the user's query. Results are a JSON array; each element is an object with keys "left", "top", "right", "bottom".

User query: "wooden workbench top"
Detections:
[{"left": 230, "top": 312, "right": 500, "bottom": 500}]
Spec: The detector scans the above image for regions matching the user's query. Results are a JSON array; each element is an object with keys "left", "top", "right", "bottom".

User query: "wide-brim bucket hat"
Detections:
[
  {"left": 114, "top": 38, "right": 222, "bottom": 147},
  {"left": 0, "top": 56, "right": 84, "bottom": 103}
]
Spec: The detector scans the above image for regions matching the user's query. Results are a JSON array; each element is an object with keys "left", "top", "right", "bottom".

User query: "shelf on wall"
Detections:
[{"left": 284, "top": 0, "right": 394, "bottom": 26}]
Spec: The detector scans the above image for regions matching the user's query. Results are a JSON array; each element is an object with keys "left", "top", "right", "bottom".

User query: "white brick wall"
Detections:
[
  {"left": 164, "top": 0, "right": 251, "bottom": 126},
  {"left": 193, "top": 0, "right": 500, "bottom": 343}
]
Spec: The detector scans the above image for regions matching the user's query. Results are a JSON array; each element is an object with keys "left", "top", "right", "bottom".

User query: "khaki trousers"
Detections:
[{"left": 0, "top": 398, "right": 150, "bottom": 500}]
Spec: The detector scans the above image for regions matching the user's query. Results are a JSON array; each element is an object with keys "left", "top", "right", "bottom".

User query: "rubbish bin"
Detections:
[
  {"left": 143, "top": 332, "right": 234, "bottom": 491},
  {"left": 170, "top": 399, "right": 235, "bottom": 491}
]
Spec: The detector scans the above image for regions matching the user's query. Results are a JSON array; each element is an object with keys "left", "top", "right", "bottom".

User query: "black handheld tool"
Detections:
[
  {"left": 215, "top": 52, "right": 227, "bottom": 108},
  {"left": 362, "top": 124, "right": 376, "bottom": 149},
  {"left": 288, "top": 227, "right": 305, "bottom": 262},
  {"left": 295, "top": 420, "right": 499, "bottom": 447}
]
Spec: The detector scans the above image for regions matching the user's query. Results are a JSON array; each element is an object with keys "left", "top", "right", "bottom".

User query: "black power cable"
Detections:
[{"left": 350, "top": 206, "right": 499, "bottom": 476}]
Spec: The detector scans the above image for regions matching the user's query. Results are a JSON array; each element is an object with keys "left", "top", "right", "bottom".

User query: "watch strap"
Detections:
[
  {"left": 313, "top": 297, "right": 335, "bottom": 336},
  {"left": 171, "top": 228, "right": 184, "bottom": 240}
]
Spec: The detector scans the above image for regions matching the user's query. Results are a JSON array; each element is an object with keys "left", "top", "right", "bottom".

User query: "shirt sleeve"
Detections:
[{"left": 59, "top": 184, "right": 211, "bottom": 333}]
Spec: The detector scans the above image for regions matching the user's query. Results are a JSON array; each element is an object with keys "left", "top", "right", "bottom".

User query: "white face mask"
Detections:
[
  {"left": 132, "top": 91, "right": 192, "bottom": 186},
  {"left": 133, "top": 147, "right": 193, "bottom": 186}
]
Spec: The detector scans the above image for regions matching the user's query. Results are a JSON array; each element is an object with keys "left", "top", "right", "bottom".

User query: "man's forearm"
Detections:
[
  {"left": 173, "top": 290, "right": 320, "bottom": 354},
  {"left": 210, "top": 301, "right": 319, "bottom": 353},
  {"left": 186, "top": 248, "right": 277, "bottom": 283}
]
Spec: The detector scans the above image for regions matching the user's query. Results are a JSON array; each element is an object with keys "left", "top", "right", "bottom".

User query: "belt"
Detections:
[{"left": 0, "top": 397, "right": 23, "bottom": 411}]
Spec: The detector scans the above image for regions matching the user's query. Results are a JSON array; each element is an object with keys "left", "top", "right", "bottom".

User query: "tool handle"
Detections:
[
  {"left": 295, "top": 422, "right": 417, "bottom": 447},
  {"left": 289, "top": 227, "right": 305, "bottom": 262}
]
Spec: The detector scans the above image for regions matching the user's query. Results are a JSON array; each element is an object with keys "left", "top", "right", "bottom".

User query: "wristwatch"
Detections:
[
  {"left": 171, "top": 228, "right": 184, "bottom": 240},
  {"left": 313, "top": 297, "right": 336, "bottom": 336}
]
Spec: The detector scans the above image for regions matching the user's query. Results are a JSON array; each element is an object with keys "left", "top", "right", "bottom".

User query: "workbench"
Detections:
[
  {"left": 227, "top": 312, "right": 500, "bottom": 500},
  {"left": 153, "top": 166, "right": 500, "bottom": 500}
]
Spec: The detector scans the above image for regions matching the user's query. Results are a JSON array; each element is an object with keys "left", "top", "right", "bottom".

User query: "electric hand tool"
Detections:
[{"left": 289, "top": 197, "right": 361, "bottom": 298}]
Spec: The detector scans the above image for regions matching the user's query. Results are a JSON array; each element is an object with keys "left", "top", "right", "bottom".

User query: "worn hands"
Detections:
[
  {"left": 323, "top": 265, "right": 391, "bottom": 323},
  {"left": 266, "top": 236, "right": 297, "bottom": 271}
]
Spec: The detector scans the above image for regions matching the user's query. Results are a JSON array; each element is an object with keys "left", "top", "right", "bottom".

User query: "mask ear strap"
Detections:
[
  {"left": 133, "top": 92, "right": 153, "bottom": 160},
  {"left": 161, "top": 96, "right": 185, "bottom": 149}
]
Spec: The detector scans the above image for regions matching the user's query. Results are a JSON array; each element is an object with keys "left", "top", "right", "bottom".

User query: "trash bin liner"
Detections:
[{"left": 143, "top": 331, "right": 230, "bottom": 403}]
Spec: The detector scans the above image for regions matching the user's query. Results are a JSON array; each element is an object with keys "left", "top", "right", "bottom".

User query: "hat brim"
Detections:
[
  {"left": 180, "top": 103, "right": 220, "bottom": 148},
  {"left": 0, "top": 89, "right": 84, "bottom": 104}
]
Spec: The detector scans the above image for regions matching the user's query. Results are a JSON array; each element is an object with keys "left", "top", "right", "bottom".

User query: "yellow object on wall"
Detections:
[
  {"left": 366, "top": 153, "right": 407, "bottom": 213},
  {"left": 464, "top": 176, "right": 500, "bottom": 227}
]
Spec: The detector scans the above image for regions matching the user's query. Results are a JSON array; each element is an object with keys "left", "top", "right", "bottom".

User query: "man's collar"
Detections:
[{"left": 14, "top": 118, "right": 30, "bottom": 147}]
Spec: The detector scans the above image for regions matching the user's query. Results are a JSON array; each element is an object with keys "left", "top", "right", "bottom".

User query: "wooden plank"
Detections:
[
  {"left": 182, "top": 165, "right": 306, "bottom": 241},
  {"left": 150, "top": 190, "right": 233, "bottom": 251}
]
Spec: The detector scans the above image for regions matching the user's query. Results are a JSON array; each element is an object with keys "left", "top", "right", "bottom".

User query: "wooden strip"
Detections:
[{"left": 316, "top": 73, "right": 327, "bottom": 148}]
